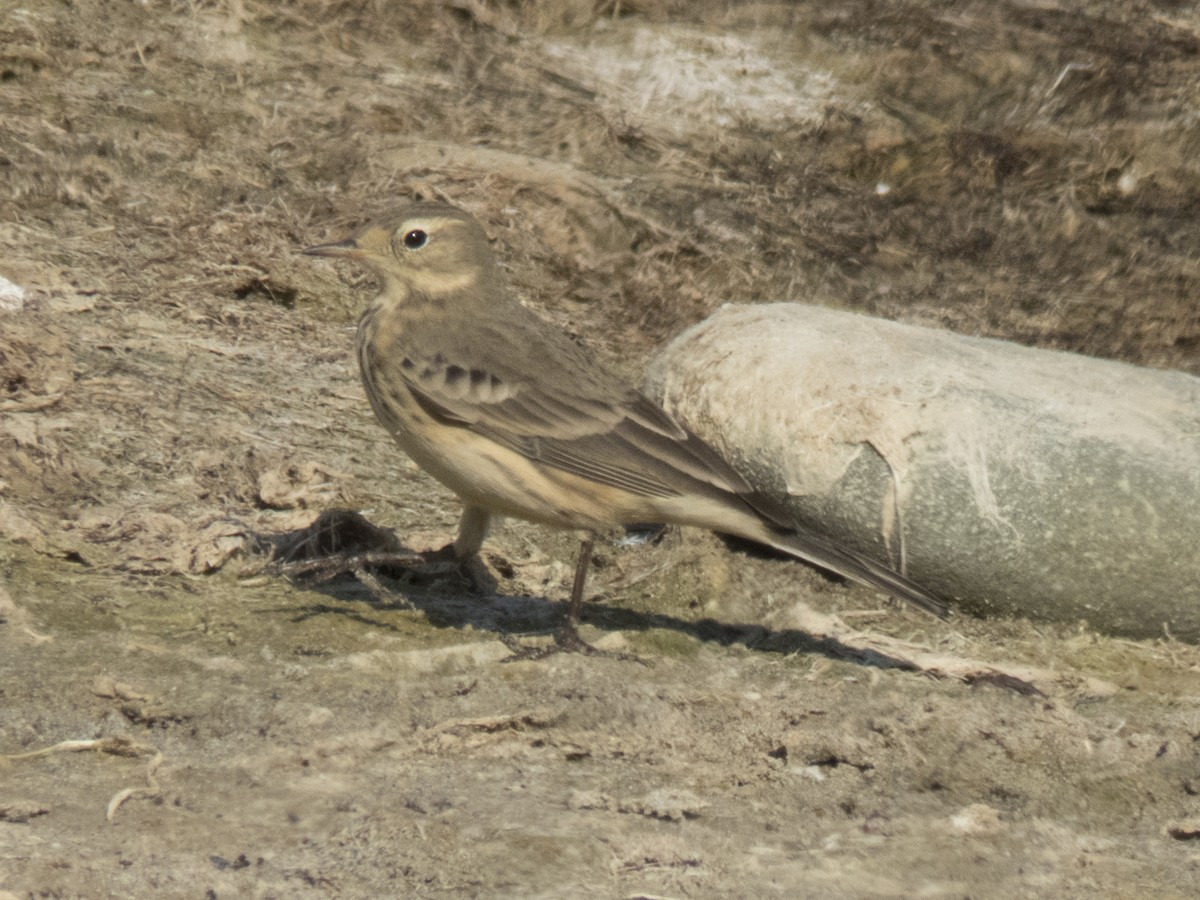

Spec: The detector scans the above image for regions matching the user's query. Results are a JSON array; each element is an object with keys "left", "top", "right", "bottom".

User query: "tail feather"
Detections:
[
  {"left": 757, "top": 522, "right": 950, "bottom": 620},
  {"left": 653, "top": 490, "right": 950, "bottom": 619}
]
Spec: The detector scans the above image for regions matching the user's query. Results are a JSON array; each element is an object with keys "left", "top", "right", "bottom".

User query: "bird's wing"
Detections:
[{"left": 386, "top": 331, "right": 758, "bottom": 505}]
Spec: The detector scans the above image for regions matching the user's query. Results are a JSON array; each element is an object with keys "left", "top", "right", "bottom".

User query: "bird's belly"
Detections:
[{"left": 397, "top": 422, "right": 655, "bottom": 531}]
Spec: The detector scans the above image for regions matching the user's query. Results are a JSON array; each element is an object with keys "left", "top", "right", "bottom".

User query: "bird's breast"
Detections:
[{"left": 356, "top": 303, "right": 426, "bottom": 442}]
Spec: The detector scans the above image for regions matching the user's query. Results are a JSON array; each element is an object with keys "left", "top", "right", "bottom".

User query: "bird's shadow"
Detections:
[{"left": 259, "top": 509, "right": 922, "bottom": 673}]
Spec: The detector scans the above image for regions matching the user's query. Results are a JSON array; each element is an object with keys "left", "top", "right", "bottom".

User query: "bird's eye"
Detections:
[{"left": 403, "top": 229, "right": 428, "bottom": 250}]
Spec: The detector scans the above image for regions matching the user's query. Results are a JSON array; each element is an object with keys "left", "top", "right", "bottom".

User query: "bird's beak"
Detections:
[{"left": 302, "top": 237, "right": 364, "bottom": 259}]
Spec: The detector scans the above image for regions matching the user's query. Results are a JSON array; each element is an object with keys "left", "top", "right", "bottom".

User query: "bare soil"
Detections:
[{"left": 3, "top": 1, "right": 1200, "bottom": 896}]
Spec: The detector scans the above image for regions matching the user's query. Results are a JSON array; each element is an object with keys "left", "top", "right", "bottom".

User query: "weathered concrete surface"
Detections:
[{"left": 646, "top": 303, "right": 1200, "bottom": 639}]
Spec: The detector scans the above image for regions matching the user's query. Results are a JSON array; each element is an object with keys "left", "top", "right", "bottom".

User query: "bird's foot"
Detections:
[
  {"left": 500, "top": 619, "right": 647, "bottom": 664},
  {"left": 414, "top": 543, "right": 469, "bottom": 578},
  {"left": 419, "top": 544, "right": 492, "bottom": 593}
]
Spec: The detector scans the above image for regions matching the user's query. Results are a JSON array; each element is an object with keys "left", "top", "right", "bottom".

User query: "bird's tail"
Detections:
[
  {"left": 653, "top": 488, "right": 949, "bottom": 619},
  {"left": 752, "top": 520, "right": 950, "bottom": 619}
]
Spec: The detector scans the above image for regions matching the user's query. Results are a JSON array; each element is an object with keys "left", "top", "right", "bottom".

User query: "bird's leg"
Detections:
[
  {"left": 416, "top": 505, "right": 489, "bottom": 564},
  {"left": 502, "top": 535, "right": 596, "bottom": 658},
  {"left": 416, "top": 505, "right": 492, "bottom": 592},
  {"left": 455, "top": 505, "right": 492, "bottom": 561},
  {"left": 501, "top": 535, "right": 644, "bottom": 662},
  {"left": 550, "top": 536, "right": 595, "bottom": 651}
]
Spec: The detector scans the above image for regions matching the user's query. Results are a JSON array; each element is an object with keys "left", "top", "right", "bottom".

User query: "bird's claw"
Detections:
[{"left": 499, "top": 621, "right": 647, "bottom": 664}]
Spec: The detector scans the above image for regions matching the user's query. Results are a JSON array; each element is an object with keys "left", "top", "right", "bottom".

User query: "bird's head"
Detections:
[{"left": 304, "top": 202, "right": 497, "bottom": 300}]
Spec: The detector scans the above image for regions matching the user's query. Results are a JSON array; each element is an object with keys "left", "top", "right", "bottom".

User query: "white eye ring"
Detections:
[{"left": 402, "top": 229, "right": 428, "bottom": 250}]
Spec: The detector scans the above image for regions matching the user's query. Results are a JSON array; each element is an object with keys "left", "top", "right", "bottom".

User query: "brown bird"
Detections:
[{"left": 304, "top": 201, "right": 948, "bottom": 652}]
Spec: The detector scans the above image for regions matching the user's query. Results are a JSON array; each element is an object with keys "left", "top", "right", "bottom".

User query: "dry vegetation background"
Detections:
[{"left": 2, "top": 0, "right": 1200, "bottom": 896}]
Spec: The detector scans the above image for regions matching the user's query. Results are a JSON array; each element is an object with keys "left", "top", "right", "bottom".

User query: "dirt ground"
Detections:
[{"left": 3, "top": 1, "right": 1200, "bottom": 896}]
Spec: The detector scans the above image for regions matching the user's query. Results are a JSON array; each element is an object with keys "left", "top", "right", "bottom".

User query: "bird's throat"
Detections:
[{"left": 378, "top": 267, "right": 481, "bottom": 308}]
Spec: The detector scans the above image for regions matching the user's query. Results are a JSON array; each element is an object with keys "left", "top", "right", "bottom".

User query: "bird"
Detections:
[{"left": 303, "top": 201, "right": 948, "bottom": 653}]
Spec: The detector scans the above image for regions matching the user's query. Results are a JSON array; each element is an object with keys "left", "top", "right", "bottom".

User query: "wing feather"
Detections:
[{"left": 392, "top": 341, "right": 760, "bottom": 504}]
